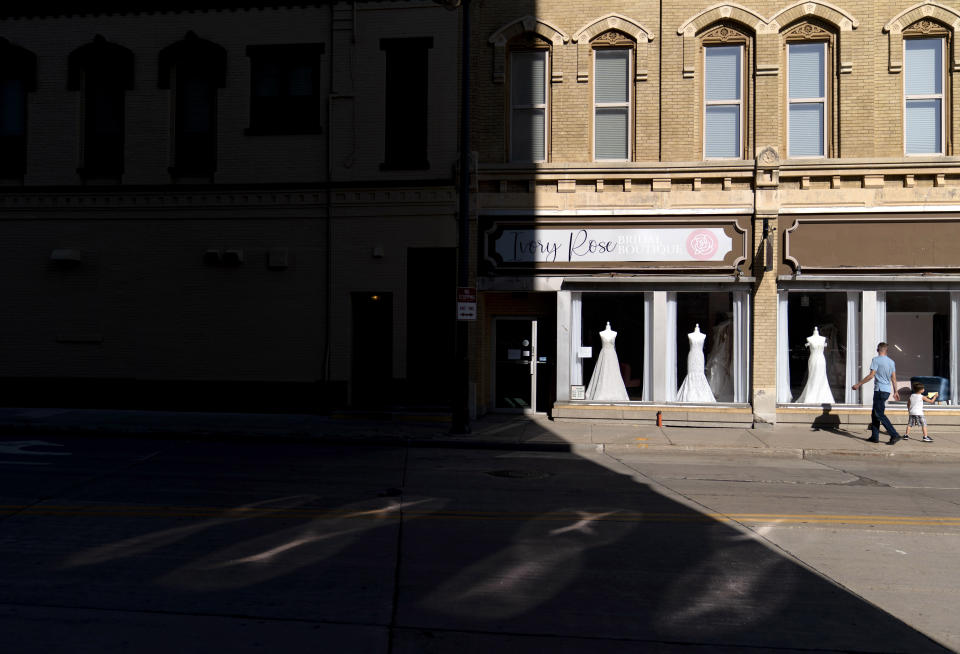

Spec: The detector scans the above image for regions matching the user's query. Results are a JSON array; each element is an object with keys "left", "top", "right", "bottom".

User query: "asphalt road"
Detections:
[{"left": 0, "top": 433, "right": 958, "bottom": 653}]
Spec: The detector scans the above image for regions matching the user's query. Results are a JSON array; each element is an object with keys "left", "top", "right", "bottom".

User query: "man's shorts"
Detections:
[{"left": 909, "top": 415, "right": 926, "bottom": 427}]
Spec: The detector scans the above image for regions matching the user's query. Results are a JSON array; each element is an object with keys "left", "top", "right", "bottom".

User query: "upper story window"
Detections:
[
  {"left": 509, "top": 34, "right": 550, "bottom": 163},
  {"left": 381, "top": 37, "right": 432, "bottom": 171},
  {"left": 903, "top": 23, "right": 948, "bottom": 155},
  {"left": 0, "top": 38, "right": 36, "bottom": 178},
  {"left": 592, "top": 31, "right": 633, "bottom": 161},
  {"left": 246, "top": 43, "right": 324, "bottom": 135},
  {"left": 68, "top": 35, "right": 134, "bottom": 178},
  {"left": 787, "top": 41, "right": 827, "bottom": 157},
  {"left": 700, "top": 23, "right": 750, "bottom": 160},
  {"left": 704, "top": 44, "right": 743, "bottom": 159},
  {"left": 159, "top": 32, "right": 226, "bottom": 177}
]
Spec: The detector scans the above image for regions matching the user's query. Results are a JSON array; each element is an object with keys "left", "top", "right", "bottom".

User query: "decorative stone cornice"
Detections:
[
  {"left": 488, "top": 15, "right": 569, "bottom": 84},
  {"left": 571, "top": 13, "right": 655, "bottom": 84},
  {"left": 883, "top": 2, "right": 960, "bottom": 73},
  {"left": 0, "top": 186, "right": 457, "bottom": 213},
  {"left": 677, "top": 2, "right": 858, "bottom": 78},
  {"left": 572, "top": 13, "right": 654, "bottom": 44}
]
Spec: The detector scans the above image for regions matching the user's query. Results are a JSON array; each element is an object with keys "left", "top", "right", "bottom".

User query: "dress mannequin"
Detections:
[
  {"left": 794, "top": 327, "right": 836, "bottom": 404},
  {"left": 585, "top": 322, "right": 630, "bottom": 402},
  {"left": 677, "top": 324, "right": 716, "bottom": 403}
]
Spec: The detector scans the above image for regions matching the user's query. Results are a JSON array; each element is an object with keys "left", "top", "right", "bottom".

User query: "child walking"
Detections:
[{"left": 905, "top": 382, "right": 938, "bottom": 442}]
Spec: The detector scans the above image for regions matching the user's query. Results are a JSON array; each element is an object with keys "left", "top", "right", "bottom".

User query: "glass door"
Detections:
[{"left": 494, "top": 318, "right": 536, "bottom": 412}]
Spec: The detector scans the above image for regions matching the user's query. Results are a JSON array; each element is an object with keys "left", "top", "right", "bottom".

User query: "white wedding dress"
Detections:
[
  {"left": 585, "top": 322, "right": 630, "bottom": 402},
  {"left": 794, "top": 327, "right": 835, "bottom": 404},
  {"left": 677, "top": 324, "right": 716, "bottom": 403}
]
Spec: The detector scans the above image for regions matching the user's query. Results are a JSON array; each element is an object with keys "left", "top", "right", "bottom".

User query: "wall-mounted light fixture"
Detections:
[
  {"left": 222, "top": 249, "right": 244, "bottom": 266},
  {"left": 267, "top": 247, "right": 289, "bottom": 270},
  {"left": 50, "top": 249, "right": 83, "bottom": 266},
  {"left": 762, "top": 218, "right": 775, "bottom": 272}
]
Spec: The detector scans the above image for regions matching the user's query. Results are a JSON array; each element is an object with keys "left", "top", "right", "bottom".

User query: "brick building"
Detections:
[
  {"left": 473, "top": 0, "right": 960, "bottom": 427},
  {"left": 0, "top": 1, "right": 460, "bottom": 411},
  {"left": 1, "top": 0, "right": 959, "bottom": 427}
]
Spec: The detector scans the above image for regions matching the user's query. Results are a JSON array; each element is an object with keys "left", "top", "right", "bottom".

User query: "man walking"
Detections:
[{"left": 852, "top": 342, "right": 902, "bottom": 445}]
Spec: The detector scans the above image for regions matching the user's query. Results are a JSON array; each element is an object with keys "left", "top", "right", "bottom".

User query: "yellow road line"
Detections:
[{"left": 2, "top": 505, "right": 959, "bottom": 526}]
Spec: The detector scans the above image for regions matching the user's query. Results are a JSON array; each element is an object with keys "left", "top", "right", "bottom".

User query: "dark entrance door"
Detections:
[
  {"left": 351, "top": 292, "right": 393, "bottom": 407},
  {"left": 406, "top": 248, "right": 455, "bottom": 407}
]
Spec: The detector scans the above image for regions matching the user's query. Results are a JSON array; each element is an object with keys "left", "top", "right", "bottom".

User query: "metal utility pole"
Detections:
[{"left": 434, "top": 0, "right": 472, "bottom": 433}]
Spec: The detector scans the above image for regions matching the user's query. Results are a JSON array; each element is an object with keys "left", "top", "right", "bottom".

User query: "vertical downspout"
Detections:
[
  {"left": 658, "top": 0, "right": 662, "bottom": 162},
  {"left": 322, "top": 2, "right": 341, "bottom": 403},
  {"left": 451, "top": 0, "right": 472, "bottom": 432}
]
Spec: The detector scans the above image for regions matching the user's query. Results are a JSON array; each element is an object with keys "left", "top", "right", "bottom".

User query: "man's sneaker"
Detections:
[
  {"left": 866, "top": 436, "right": 880, "bottom": 443},
  {"left": 922, "top": 435, "right": 934, "bottom": 442},
  {"left": 888, "top": 436, "right": 902, "bottom": 445}
]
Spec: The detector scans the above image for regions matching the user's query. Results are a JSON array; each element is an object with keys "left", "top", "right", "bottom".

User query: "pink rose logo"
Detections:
[{"left": 686, "top": 229, "right": 719, "bottom": 261}]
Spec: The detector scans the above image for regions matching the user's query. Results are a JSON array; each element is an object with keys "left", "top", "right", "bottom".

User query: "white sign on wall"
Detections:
[{"left": 493, "top": 227, "right": 733, "bottom": 264}]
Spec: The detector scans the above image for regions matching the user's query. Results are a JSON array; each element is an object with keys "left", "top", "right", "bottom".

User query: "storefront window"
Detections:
[
  {"left": 675, "top": 292, "right": 735, "bottom": 402},
  {"left": 580, "top": 293, "right": 646, "bottom": 400},
  {"left": 784, "top": 292, "right": 848, "bottom": 403},
  {"left": 885, "top": 292, "right": 951, "bottom": 402}
]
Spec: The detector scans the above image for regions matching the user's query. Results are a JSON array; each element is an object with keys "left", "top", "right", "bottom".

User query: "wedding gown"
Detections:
[
  {"left": 794, "top": 327, "right": 836, "bottom": 404},
  {"left": 705, "top": 319, "right": 733, "bottom": 402},
  {"left": 677, "top": 324, "right": 716, "bottom": 403},
  {"left": 585, "top": 322, "right": 630, "bottom": 402}
]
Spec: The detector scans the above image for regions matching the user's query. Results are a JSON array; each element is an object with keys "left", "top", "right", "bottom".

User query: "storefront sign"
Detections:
[
  {"left": 570, "top": 385, "right": 585, "bottom": 400},
  {"left": 456, "top": 287, "right": 477, "bottom": 321},
  {"left": 493, "top": 227, "right": 733, "bottom": 264}
]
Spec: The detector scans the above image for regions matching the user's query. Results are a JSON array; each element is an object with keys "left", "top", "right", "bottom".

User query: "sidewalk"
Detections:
[{"left": 2, "top": 407, "right": 960, "bottom": 461}]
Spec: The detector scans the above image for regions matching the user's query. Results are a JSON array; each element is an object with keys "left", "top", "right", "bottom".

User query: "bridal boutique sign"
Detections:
[{"left": 492, "top": 227, "right": 734, "bottom": 264}]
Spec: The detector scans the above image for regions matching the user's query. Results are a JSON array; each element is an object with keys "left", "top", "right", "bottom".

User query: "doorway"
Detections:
[
  {"left": 351, "top": 292, "right": 393, "bottom": 407},
  {"left": 492, "top": 317, "right": 555, "bottom": 413}
]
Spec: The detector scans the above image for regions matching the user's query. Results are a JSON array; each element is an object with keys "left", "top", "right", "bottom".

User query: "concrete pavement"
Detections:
[{"left": 2, "top": 406, "right": 960, "bottom": 460}]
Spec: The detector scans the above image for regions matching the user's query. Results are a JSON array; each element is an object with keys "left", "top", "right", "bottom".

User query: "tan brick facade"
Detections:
[{"left": 474, "top": 1, "right": 960, "bottom": 424}]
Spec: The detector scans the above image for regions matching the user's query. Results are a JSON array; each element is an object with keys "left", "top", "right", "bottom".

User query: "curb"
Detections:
[{"left": 4, "top": 421, "right": 960, "bottom": 461}]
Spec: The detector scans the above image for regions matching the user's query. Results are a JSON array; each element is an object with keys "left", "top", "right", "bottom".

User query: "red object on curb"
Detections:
[{"left": 656, "top": 411, "right": 663, "bottom": 427}]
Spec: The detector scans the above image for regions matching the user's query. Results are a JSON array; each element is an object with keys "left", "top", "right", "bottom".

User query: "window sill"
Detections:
[
  {"left": 379, "top": 161, "right": 430, "bottom": 172},
  {"left": 77, "top": 167, "right": 123, "bottom": 182},
  {"left": 168, "top": 166, "right": 216, "bottom": 180},
  {"left": 244, "top": 126, "right": 323, "bottom": 136}
]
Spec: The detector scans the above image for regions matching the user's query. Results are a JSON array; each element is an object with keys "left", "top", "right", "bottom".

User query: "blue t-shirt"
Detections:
[{"left": 870, "top": 355, "right": 896, "bottom": 393}]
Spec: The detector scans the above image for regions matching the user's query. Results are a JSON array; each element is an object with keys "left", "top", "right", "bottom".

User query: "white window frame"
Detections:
[
  {"left": 509, "top": 49, "right": 549, "bottom": 163},
  {"left": 786, "top": 41, "right": 827, "bottom": 158},
  {"left": 703, "top": 44, "right": 744, "bottom": 160},
  {"left": 593, "top": 47, "right": 632, "bottom": 162},
  {"left": 904, "top": 36, "right": 945, "bottom": 156}
]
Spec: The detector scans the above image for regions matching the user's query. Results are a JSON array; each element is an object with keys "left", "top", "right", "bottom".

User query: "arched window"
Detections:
[
  {"left": 0, "top": 38, "right": 36, "bottom": 177},
  {"left": 783, "top": 21, "right": 835, "bottom": 158},
  {"left": 902, "top": 19, "right": 951, "bottom": 155},
  {"left": 591, "top": 30, "right": 634, "bottom": 161},
  {"left": 68, "top": 35, "right": 134, "bottom": 178},
  {"left": 701, "top": 23, "right": 751, "bottom": 159},
  {"left": 508, "top": 32, "right": 551, "bottom": 163},
  {"left": 159, "top": 32, "right": 226, "bottom": 177}
]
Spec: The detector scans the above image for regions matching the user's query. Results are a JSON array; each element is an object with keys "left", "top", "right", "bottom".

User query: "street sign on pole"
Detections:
[{"left": 457, "top": 287, "right": 477, "bottom": 321}]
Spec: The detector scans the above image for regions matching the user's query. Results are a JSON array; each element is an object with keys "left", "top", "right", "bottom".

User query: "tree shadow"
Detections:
[
  {"left": 0, "top": 427, "right": 952, "bottom": 652},
  {"left": 390, "top": 417, "right": 951, "bottom": 652}
]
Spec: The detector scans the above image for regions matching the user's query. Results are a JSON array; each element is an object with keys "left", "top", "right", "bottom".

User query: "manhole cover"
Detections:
[{"left": 486, "top": 469, "right": 550, "bottom": 480}]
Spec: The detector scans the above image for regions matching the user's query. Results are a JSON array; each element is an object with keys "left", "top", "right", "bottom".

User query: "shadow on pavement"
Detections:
[{"left": 0, "top": 417, "right": 946, "bottom": 653}]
